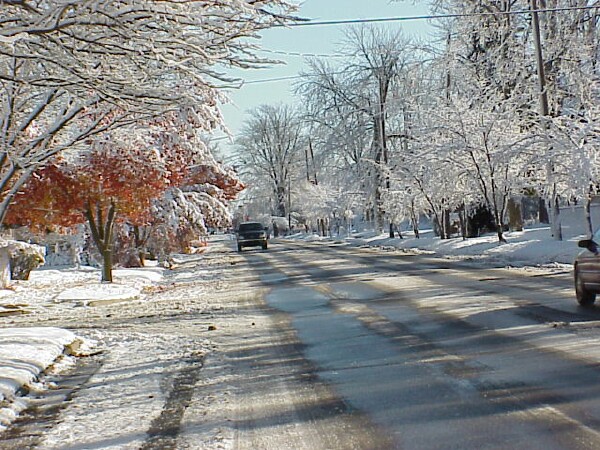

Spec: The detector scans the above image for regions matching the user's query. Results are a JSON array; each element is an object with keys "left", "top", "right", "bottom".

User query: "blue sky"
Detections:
[{"left": 218, "top": 0, "right": 434, "bottom": 151}]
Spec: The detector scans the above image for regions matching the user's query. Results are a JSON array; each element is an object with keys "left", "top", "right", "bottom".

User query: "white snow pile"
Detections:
[
  {"left": 290, "top": 224, "right": 583, "bottom": 269},
  {"left": 0, "top": 327, "right": 86, "bottom": 430}
]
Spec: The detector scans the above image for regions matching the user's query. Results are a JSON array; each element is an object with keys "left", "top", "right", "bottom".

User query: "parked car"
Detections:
[
  {"left": 574, "top": 230, "right": 600, "bottom": 305},
  {"left": 236, "top": 222, "right": 268, "bottom": 252}
]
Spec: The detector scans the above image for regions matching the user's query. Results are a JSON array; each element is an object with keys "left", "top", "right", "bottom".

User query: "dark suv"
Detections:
[{"left": 236, "top": 222, "right": 268, "bottom": 252}]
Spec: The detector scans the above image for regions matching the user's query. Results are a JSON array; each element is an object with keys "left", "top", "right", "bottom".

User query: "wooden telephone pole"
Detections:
[
  {"left": 531, "top": 0, "right": 562, "bottom": 240},
  {"left": 530, "top": 0, "right": 549, "bottom": 117}
]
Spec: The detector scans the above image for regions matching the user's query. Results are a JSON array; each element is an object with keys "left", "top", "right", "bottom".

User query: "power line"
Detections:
[
  {"left": 241, "top": 4, "right": 600, "bottom": 86},
  {"left": 242, "top": 69, "right": 351, "bottom": 85},
  {"left": 260, "top": 48, "right": 344, "bottom": 59},
  {"left": 279, "top": 5, "right": 600, "bottom": 28},
  {"left": 243, "top": 74, "right": 304, "bottom": 85}
]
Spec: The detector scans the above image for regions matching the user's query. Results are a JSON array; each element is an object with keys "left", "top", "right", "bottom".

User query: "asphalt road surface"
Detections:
[{"left": 230, "top": 239, "right": 600, "bottom": 449}]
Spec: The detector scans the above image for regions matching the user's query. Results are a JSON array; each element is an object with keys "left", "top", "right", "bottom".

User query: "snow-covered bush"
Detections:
[
  {"left": 10, "top": 242, "right": 46, "bottom": 280},
  {"left": 0, "top": 240, "right": 46, "bottom": 285}
]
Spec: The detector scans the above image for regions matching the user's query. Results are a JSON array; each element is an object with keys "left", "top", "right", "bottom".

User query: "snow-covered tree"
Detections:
[
  {"left": 429, "top": 0, "right": 600, "bottom": 240},
  {"left": 236, "top": 104, "right": 305, "bottom": 218},
  {"left": 6, "top": 132, "right": 172, "bottom": 281},
  {"left": 7, "top": 108, "right": 243, "bottom": 280},
  {"left": 297, "top": 26, "right": 413, "bottom": 232},
  {"left": 0, "top": 0, "right": 298, "bottom": 224},
  {"left": 431, "top": 98, "right": 538, "bottom": 241}
]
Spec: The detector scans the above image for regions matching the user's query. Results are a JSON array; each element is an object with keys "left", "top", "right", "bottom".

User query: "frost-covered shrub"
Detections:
[
  {"left": 2, "top": 241, "right": 46, "bottom": 281},
  {"left": 11, "top": 251, "right": 44, "bottom": 280}
]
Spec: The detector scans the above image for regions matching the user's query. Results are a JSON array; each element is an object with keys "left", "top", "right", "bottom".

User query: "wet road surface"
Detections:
[{"left": 239, "top": 240, "right": 600, "bottom": 449}]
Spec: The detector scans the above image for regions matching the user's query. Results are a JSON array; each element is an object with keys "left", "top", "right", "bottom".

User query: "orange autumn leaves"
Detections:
[{"left": 5, "top": 144, "right": 243, "bottom": 233}]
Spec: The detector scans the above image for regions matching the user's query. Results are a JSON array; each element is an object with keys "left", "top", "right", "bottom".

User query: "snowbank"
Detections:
[
  {"left": 0, "top": 327, "right": 81, "bottom": 430},
  {"left": 292, "top": 225, "right": 582, "bottom": 268}
]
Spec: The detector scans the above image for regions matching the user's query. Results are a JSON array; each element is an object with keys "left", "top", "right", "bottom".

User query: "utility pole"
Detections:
[
  {"left": 309, "top": 139, "right": 318, "bottom": 185},
  {"left": 530, "top": 0, "right": 562, "bottom": 240},
  {"left": 288, "top": 176, "right": 291, "bottom": 230},
  {"left": 531, "top": 0, "right": 549, "bottom": 117},
  {"left": 304, "top": 141, "right": 310, "bottom": 182}
]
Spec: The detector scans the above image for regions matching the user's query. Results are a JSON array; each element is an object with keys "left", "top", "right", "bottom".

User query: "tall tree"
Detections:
[
  {"left": 298, "top": 26, "right": 412, "bottom": 232},
  {"left": 236, "top": 104, "right": 305, "bottom": 218},
  {"left": 5, "top": 110, "right": 244, "bottom": 280},
  {"left": 6, "top": 136, "right": 171, "bottom": 281}
]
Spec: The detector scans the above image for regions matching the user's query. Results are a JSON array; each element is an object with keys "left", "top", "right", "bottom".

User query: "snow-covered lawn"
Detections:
[
  {"left": 0, "top": 264, "right": 166, "bottom": 432},
  {"left": 291, "top": 224, "right": 582, "bottom": 268}
]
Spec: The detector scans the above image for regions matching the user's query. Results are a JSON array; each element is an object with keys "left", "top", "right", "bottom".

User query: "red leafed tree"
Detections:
[
  {"left": 6, "top": 143, "right": 170, "bottom": 282},
  {"left": 137, "top": 113, "right": 244, "bottom": 257},
  {"left": 6, "top": 110, "right": 245, "bottom": 280},
  {"left": 5, "top": 162, "right": 85, "bottom": 230}
]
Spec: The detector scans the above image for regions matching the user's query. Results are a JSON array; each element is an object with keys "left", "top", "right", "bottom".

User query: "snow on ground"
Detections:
[
  {"left": 291, "top": 224, "right": 583, "bottom": 270},
  {"left": 0, "top": 328, "right": 83, "bottom": 429},
  {"left": 0, "top": 264, "right": 166, "bottom": 433},
  {"left": 0, "top": 241, "right": 243, "bottom": 439},
  {"left": 0, "top": 225, "right": 588, "bottom": 435}
]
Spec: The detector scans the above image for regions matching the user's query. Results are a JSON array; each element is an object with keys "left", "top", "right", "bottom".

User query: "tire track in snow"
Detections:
[{"left": 140, "top": 355, "right": 205, "bottom": 450}]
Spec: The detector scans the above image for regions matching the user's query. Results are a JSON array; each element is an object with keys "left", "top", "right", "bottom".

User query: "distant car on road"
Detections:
[
  {"left": 236, "top": 222, "right": 268, "bottom": 252},
  {"left": 574, "top": 230, "right": 600, "bottom": 305}
]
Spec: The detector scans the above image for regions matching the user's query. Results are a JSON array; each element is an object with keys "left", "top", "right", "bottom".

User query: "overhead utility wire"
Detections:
[
  {"left": 243, "top": 5, "right": 600, "bottom": 86},
  {"left": 243, "top": 66, "right": 355, "bottom": 85},
  {"left": 243, "top": 74, "right": 304, "bottom": 85},
  {"left": 280, "top": 5, "right": 600, "bottom": 28},
  {"left": 260, "top": 48, "right": 344, "bottom": 58}
]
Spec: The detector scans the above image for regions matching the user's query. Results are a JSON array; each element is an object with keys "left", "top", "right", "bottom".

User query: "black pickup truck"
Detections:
[{"left": 236, "top": 222, "right": 268, "bottom": 252}]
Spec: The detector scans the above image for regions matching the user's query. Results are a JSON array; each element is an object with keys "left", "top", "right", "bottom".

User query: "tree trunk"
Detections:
[
  {"left": 496, "top": 224, "right": 507, "bottom": 243},
  {"left": 409, "top": 200, "right": 420, "bottom": 239},
  {"left": 431, "top": 211, "right": 444, "bottom": 239},
  {"left": 375, "top": 187, "right": 384, "bottom": 233},
  {"left": 102, "top": 249, "right": 113, "bottom": 283},
  {"left": 550, "top": 195, "right": 563, "bottom": 241},
  {"left": 133, "top": 225, "right": 151, "bottom": 267},
  {"left": 0, "top": 247, "right": 10, "bottom": 289},
  {"left": 442, "top": 209, "right": 451, "bottom": 239},
  {"left": 85, "top": 200, "right": 117, "bottom": 283},
  {"left": 494, "top": 206, "right": 507, "bottom": 243},
  {"left": 139, "top": 251, "right": 146, "bottom": 267},
  {"left": 538, "top": 197, "right": 549, "bottom": 223},
  {"left": 507, "top": 197, "right": 523, "bottom": 231},
  {"left": 458, "top": 203, "right": 467, "bottom": 241},
  {"left": 319, "top": 218, "right": 326, "bottom": 237},
  {"left": 585, "top": 194, "right": 593, "bottom": 238},
  {"left": 389, "top": 222, "right": 395, "bottom": 238},
  {"left": 412, "top": 218, "right": 420, "bottom": 239}
]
